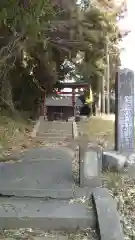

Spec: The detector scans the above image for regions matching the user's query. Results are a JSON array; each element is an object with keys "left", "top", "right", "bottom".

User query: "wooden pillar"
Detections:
[
  {"left": 40, "top": 95, "right": 44, "bottom": 116},
  {"left": 43, "top": 91, "right": 47, "bottom": 120},
  {"left": 72, "top": 88, "right": 76, "bottom": 117}
]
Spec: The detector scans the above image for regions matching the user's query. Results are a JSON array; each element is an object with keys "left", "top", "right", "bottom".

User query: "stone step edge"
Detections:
[
  {"left": 0, "top": 187, "right": 93, "bottom": 199},
  {"left": 92, "top": 187, "right": 124, "bottom": 240},
  {"left": 0, "top": 188, "right": 73, "bottom": 199},
  {"left": 36, "top": 135, "right": 72, "bottom": 138}
]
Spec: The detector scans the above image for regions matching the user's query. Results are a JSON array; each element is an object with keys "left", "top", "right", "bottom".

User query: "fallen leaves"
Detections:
[
  {"left": 0, "top": 229, "right": 98, "bottom": 240},
  {"left": 81, "top": 117, "right": 135, "bottom": 240},
  {"left": 103, "top": 172, "right": 135, "bottom": 240}
]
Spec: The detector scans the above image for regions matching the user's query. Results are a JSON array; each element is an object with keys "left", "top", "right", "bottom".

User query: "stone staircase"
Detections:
[
  {"left": 0, "top": 118, "right": 124, "bottom": 239},
  {"left": 37, "top": 120, "right": 73, "bottom": 144}
]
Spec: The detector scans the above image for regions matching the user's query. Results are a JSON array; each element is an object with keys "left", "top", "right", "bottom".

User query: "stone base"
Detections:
[{"left": 102, "top": 151, "right": 127, "bottom": 172}]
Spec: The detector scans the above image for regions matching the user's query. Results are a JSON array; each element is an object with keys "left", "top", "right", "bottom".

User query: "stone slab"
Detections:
[
  {"left": 19, "top": 147, "right": 75, "bottom": 162},
  {"left": 0, "top": 159, "right": 73, "bottom": 198},
  {"left": 79, "top": 142, "right": 102, "bottom": 188},
  {"left": 0, "top": 198, "right": 96, "bottom": 231},
  {"left": 92, "top": 187, "right": 124, "bottom": 240}
]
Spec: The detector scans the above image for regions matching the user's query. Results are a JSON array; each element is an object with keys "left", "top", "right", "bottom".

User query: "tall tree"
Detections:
[{"left": 73, "top": 0, "right": 121, "bottom": 93}]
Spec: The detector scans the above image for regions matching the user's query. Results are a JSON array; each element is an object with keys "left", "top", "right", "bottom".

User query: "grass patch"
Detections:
[{"left": 81, "top": 116, "right": 114, "bottom": 148}]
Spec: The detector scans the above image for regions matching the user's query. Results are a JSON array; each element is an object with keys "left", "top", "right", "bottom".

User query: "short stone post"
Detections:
[{"left": 79, "top": 140, "right": 102, "bottom": 188}]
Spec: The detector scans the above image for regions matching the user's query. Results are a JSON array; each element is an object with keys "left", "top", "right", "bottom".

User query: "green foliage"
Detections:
[
  {"left": 0, "top": 0, "right": 53, "bottom": 35},
  {"left": 0, "top": 0, "right": 121, "bottom": 116}
]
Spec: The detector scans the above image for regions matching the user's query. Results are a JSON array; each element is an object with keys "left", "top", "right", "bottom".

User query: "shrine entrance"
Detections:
[{"left": 42, "top": 82, "right": 90, "bottom": 121}]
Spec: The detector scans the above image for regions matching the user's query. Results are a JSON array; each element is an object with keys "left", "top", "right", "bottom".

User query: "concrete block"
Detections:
[
  {"left": 92, "top": 187, "right": 124, "bottom": 240},
  {"left": 79, "top": 142, "right": 102, "bottom": 188},
  {"left": 0, "top": 198, "right": 96, "bottom": 231},
  {"left": 102, "top": 151, "right": 127, "bottom": 172}
]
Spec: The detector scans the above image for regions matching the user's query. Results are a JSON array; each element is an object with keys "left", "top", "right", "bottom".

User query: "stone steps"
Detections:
[
  {"left": 19, "top": 147, "right": 75, "bottom": 161},
  {"left": 37, "top": 120, "right": 73, "bottom": 143},
  {"left": 36, "top": 137, "right": 72, "bottom": 143},
  {"left": 38, "top": 121, "right": 72, "bottom": 133},
  {"left": 0, "top": 121, "right": 125, "bottom": 240},
  {"left": 0, "top": 188, "right": 124, "bottom": 239},
  {"left": 0, "top": 156, "right": 73, "bottom": 199},
  {"left": 37, "top": 133, "right": 72, "bottom": 138},
  {"left": 0, "top": 197, "right": 96, "bottom": 231}
]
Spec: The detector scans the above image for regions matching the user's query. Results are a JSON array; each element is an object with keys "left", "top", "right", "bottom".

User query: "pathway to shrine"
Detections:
[{"left": 0, "top": 117, "right": 124, "bottom": 240}]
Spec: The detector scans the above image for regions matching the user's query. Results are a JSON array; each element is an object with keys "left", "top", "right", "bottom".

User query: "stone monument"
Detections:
[
  {"left": 115, "top": 68, "right": 134, "bottom": 152},
  {"left": 102, "top": 68, "right": 134, "bottom": 171}
]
